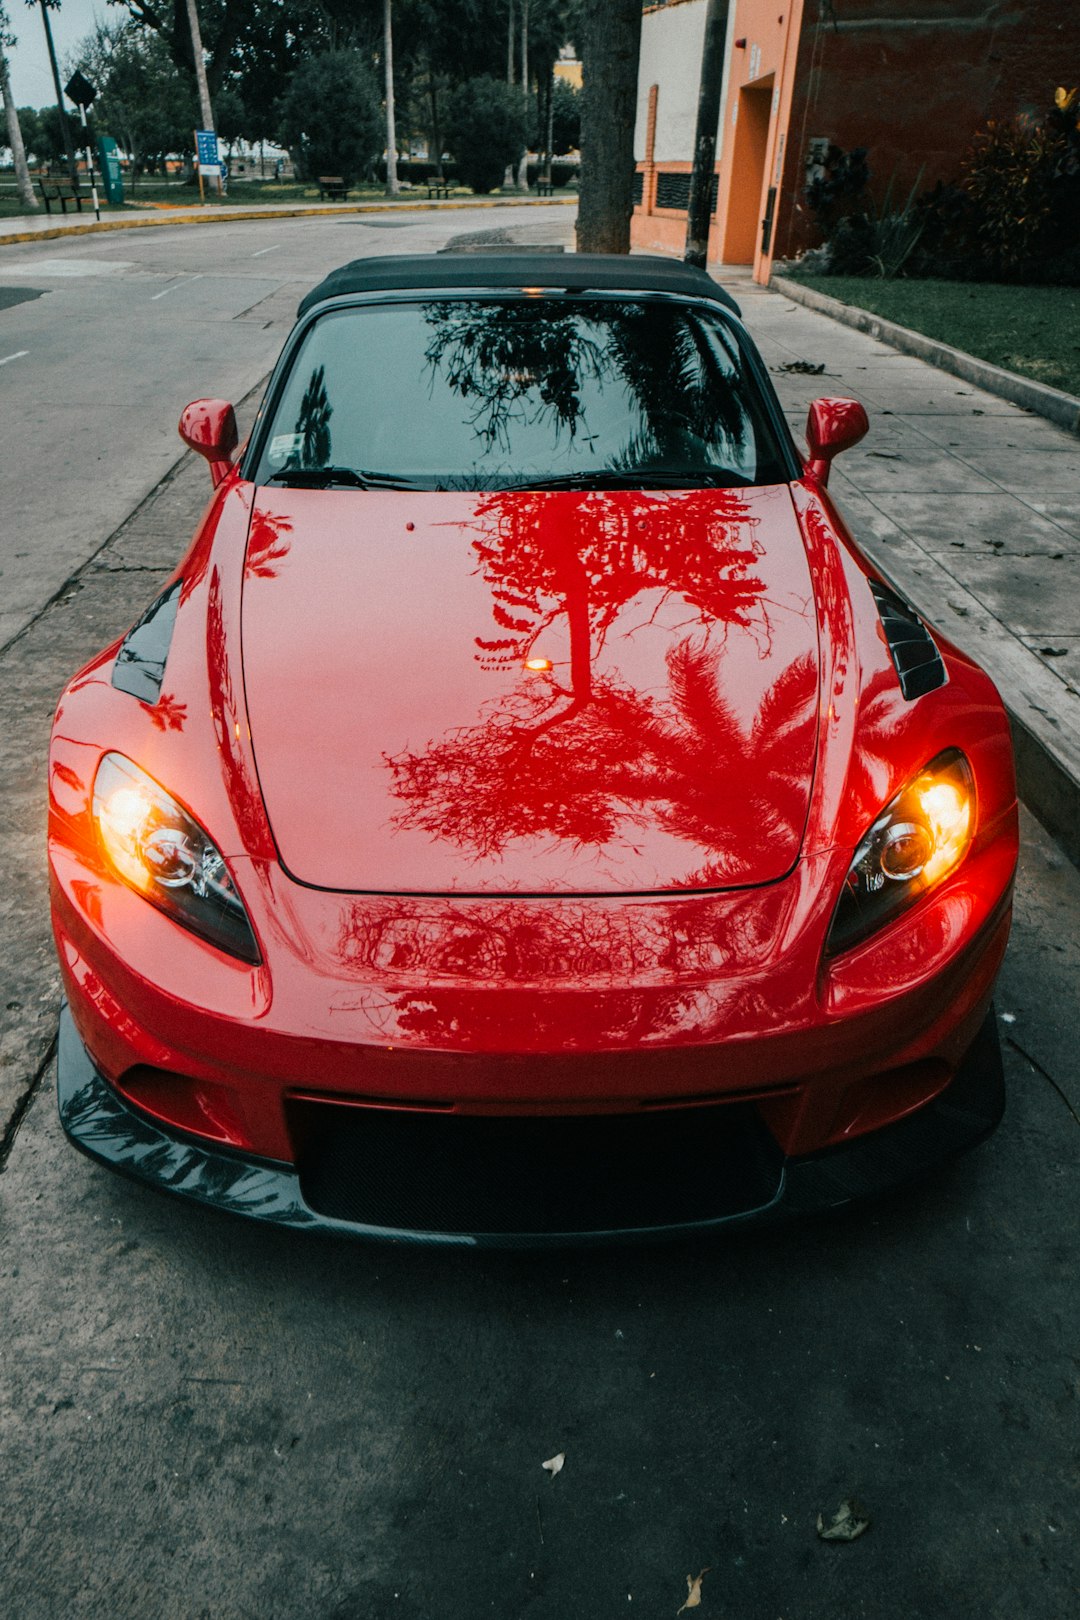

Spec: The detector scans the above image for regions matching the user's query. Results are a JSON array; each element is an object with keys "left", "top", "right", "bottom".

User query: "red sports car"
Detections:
[{"left": 49, "top": 254, "right": 1018, "bottom": 1244}]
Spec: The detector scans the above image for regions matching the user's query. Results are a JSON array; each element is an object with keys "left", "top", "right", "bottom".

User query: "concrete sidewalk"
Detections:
[
  {"left": 729, "top": 271, "right": 1080, "bottom": 866},
  {"left": 0, "top": 193, "right": 575, "bottom": 247}
]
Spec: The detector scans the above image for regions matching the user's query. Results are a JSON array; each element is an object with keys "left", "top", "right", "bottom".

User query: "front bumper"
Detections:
[{"left": 58, "top": 1001, "right": 1005, "bottom": 1248}]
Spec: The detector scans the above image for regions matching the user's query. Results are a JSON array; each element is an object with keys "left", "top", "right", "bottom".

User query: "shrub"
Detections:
[
  {"left": 446, "top": 76, "right": 527, "bottom": 194},
  {"left": 805, "top": 144, "right": 870, "bottom": 234},
  {"left": 803, "top": 148, "right": 924, "bottom": 278},
  {"left": 277, "top": 51, "right": 381, "bottom": 186},
  {"left": 958, "top": 88, "right": 1080, "bottom": 281}
]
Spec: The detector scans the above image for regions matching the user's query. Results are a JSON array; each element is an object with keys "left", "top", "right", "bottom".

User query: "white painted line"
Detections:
[
  {"left": 251, "top": 244, "right": 281, "bottom": 257},
  {"left": 0, "top": 350, "right": 29, "bottom": 367},
  {"left": 151, "top": 274, "right": 204, "bottom": 301}
]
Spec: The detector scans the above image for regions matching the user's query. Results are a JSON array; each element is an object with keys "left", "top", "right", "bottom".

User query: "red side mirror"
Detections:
[
  {"left": 805, "top": 397, "right": 869, "bottom": 487},
  {"left": 179, "top": 399, "right": 239, "bottom": 487}
]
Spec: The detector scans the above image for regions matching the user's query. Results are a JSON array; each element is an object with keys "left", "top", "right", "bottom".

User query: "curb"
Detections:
[
  {"left": 771, "top": 274, "right": 1080, "bottom": 436},
  {"left": 0, "top": 194, "right": 576, "bottom": 248}
]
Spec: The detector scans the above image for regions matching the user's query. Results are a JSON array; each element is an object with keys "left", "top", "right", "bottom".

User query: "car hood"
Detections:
[{"left": 240, "top": 485, "right": 820, "bottom": 894}]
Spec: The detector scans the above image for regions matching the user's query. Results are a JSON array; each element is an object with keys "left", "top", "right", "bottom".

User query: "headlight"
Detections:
[
  {"left": 826, "top": 749, "right": 974, "bottom": 955},
  {"left": 93, "top": 753, "right": 260, "bottom": 963}
]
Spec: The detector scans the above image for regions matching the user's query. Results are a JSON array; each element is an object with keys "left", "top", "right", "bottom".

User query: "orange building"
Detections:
[{"left": 632, "top": 0, "right": 1080, "bottom": 283}]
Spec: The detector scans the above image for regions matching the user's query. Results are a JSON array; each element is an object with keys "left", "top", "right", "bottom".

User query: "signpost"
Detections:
[
  {"left": 195, "top": 128, "right": 223, "bottom": 200},
  {"left": 64, "top": 69, "right": 101, "bottom": 223}
]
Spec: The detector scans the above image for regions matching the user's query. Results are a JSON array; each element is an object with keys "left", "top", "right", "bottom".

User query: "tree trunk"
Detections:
[
  {"left": 185, "top": 0, "right": 214, "bottom": 131},
  {"left": 520, "top": 0, "right": 529, "bottom": 92},
  {"left": 576, "top": 0, "right": 644, "bottom": 254},
  {"left": 507, "top": 1, "right": 515, "bottom": 85},
  {"left": 0, "top": 47, "right": 38, "bottom": 211},
  {"left": 544, "top": 67, "right": 554, "bottom": 184},
  {"left": 684, "top": 0, "right": 729, "bottom": 268},
  {"left": 429, "top": 77, "right": 442, "bottom": 182},
  {"left": 384, "top": 0, "right": 399, "bottom": 194},
  {"left": 517, "top": 0, "right": 530, "bottom": 189}
]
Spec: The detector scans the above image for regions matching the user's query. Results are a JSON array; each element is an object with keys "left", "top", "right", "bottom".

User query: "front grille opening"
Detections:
[{"left": 287, "top": 1099, "right": 784, "bottom": 1236}]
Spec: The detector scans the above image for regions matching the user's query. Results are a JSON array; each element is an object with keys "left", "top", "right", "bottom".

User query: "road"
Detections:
[
  {"left": 0, "top": 204, "right": 575, "bottom": 652},
  {"left": 1, "top": 214, "right": 1078, "bottom": 1619}
]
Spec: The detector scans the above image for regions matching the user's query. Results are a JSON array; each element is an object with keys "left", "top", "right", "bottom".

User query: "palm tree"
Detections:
[{"left": 0, "top": 5, "right": 38, "bottom": 210}]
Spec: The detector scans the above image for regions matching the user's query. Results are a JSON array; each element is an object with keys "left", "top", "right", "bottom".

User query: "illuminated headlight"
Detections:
[
  {"left": 826, "top": 749, "right": 974, "bottom": 954},
  {"left": 93, "top": 753, "right": 260, "bottom": 963}
]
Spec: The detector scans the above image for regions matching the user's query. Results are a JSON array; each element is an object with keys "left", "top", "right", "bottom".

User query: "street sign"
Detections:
[
  {"left": 65, "top": 70, "right": 96, "bottom": 109},
  {"left": 195, "top": 130, "right": 220, "bottom": 170},
  {"left": 97, "top": 137, "right": 124, "bottom": 205}
]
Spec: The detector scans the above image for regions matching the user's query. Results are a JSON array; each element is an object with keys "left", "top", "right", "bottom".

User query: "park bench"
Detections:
[
  {"left": 317, "top": 176, "right": 347, "bottom": 201},
  {"left": 38, "top": 176, "right": 84, "bottom": 214},
  {"left": 427, "top": 179, "right": 451, "bottom": 199}
]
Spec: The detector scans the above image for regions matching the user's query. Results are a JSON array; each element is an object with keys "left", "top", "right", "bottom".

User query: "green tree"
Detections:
[
  {"left": 446, "top": 73, "right": 526, "bottom": 193},
  {"left": 547, "top": 76, "right": 580, "bottom": 153},
  {"left": 213, "top": 83, "right": 246, "bottom": 157},
  {"left": 14, "top": 103, "right": 41, "bottom": 160},
  {"left": 74, "top": 21, "right": 197, "bottom": 178},
  {"left": 277, "top": 49, "right": 381, "bottom": 185}
]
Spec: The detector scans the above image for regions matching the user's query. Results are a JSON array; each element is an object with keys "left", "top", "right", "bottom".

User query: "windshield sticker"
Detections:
[{"left": 267, "top": 433, "right": 304, "bottom": 466}]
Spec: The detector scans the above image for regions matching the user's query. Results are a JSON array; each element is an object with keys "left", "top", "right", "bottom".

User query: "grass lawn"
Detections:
[
  {"left": 0, "top": 177, "right": 474, "bottom": 220},
  {"left": 781, "top": 275, "right": 1080, "bottom": 399}
]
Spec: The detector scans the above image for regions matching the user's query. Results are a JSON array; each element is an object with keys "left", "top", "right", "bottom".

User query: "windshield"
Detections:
[{"left": 250, "top": 295, "right": 791, "bottom": 491}]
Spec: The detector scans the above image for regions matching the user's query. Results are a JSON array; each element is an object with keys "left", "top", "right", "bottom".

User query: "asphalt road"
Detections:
[
  {"left": 0, "top": 204, "right": 575, "bottom": 653},
  {"left": 1, "top": 215, "right": 1078, "bottom": 1619}
]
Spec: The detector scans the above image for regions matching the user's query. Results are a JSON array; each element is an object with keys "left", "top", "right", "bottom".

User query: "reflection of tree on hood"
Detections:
[
  {"left": 384, "top": 484, "right": 808, "bottom": 877},
  {"left": 422, "top": 298, "right": 754, "bottom": 473},
  {"left": 470, "top": 486, "right": 769, "bottom": 694},
  {"left": 386, "top": 638, "right": 816, "bottom": 883}
]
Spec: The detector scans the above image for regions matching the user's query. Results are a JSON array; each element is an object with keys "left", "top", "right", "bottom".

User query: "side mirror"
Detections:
[
  {"left": 805, "top": 397, "right": 869, "bottom": 487},
  {"left": 179, "top": 399, "right": 239, "bottom": 487}
]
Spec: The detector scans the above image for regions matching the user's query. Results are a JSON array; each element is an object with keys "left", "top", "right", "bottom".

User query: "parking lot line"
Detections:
[
  {"left": 151, "top": 274, "right": 204, "bottom": 301},
  {"left": 0, "top": 350, "right": 29, "bottom": 367}
]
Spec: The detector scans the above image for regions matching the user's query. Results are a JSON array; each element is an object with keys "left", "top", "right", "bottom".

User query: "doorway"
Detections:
[{"left": 723, "top": 77, "right": 773, "bottom": 265}]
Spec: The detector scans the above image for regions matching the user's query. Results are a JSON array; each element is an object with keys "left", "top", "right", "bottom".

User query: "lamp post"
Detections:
[{"left": 36, "top": 0, "right": 78, "bottom": 184}]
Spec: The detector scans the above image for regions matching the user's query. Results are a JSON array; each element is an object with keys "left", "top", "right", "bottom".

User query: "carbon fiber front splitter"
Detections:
[{"left": 56, "top": 1003, "right": 1004, "bottom": 1248}]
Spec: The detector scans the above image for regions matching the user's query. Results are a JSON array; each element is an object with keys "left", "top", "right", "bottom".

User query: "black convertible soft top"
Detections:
[{"left": 297, "top": 252, "right": 741, "bottom": 320}]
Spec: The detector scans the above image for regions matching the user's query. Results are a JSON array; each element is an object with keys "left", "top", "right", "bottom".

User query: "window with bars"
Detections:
[{"left": 655, "top": 172, "right": 718, "bottom": 213}]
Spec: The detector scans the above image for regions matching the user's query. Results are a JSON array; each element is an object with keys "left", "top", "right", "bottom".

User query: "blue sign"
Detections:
[{"left": 195, "top": 130, "right": 220, "bottom": 169}]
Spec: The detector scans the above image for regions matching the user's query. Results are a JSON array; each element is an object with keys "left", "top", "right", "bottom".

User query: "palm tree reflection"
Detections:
[
  {"left": 386, "top": 487, "right": 815, "bottom": 880},
  {"left": 421, "top": 298, "right": 754, "bottom": 480}
]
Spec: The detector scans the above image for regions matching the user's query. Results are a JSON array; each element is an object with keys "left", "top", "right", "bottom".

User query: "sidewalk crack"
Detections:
[
  {"left": 0, "top": 1032, "right": 58, "bottom": 1174},
  {"left": 1006, "top": 1036, "right": 1080, "bottom": 1129}
]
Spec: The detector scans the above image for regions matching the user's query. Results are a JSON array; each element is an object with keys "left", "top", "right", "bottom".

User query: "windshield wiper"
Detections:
[
  {"left": 504, "top": 469, "right": 746, "bottom": 492},
  {"left": 266, "top": 467, "right": 419, "bottom": 490}
]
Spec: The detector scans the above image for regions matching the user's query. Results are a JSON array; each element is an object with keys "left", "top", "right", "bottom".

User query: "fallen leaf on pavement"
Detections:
[
  {"left": 541, "top": 1452, "right": 564, "bottom": 1478},
  {"left": 677, "top": 1567, "right": 712, "bottom": 1612},
  {"left": 816, "top": 1499, "right": 871, "bottom": 1542}
]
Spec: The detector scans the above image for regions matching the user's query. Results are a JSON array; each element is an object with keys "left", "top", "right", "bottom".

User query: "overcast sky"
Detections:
[{"left": 6, "top": 0, "right": 109, "bottom": 110}]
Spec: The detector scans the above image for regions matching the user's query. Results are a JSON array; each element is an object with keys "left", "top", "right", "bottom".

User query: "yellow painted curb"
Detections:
[{"left": 0, "top": 195, "right": 576, "bottom": 248}]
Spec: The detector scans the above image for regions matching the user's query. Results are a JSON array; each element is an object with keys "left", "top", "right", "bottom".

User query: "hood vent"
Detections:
[
  {"left": 869, "top": 578, "right": 947, "bottom": 701},
  {"left": 112, "top": 581, "right": 181, "bottom": 703}
]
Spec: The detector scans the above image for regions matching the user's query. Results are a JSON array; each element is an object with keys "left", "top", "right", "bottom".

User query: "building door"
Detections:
[{"left": 722, "top": 78, "right": 773, "bottom": 265}]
